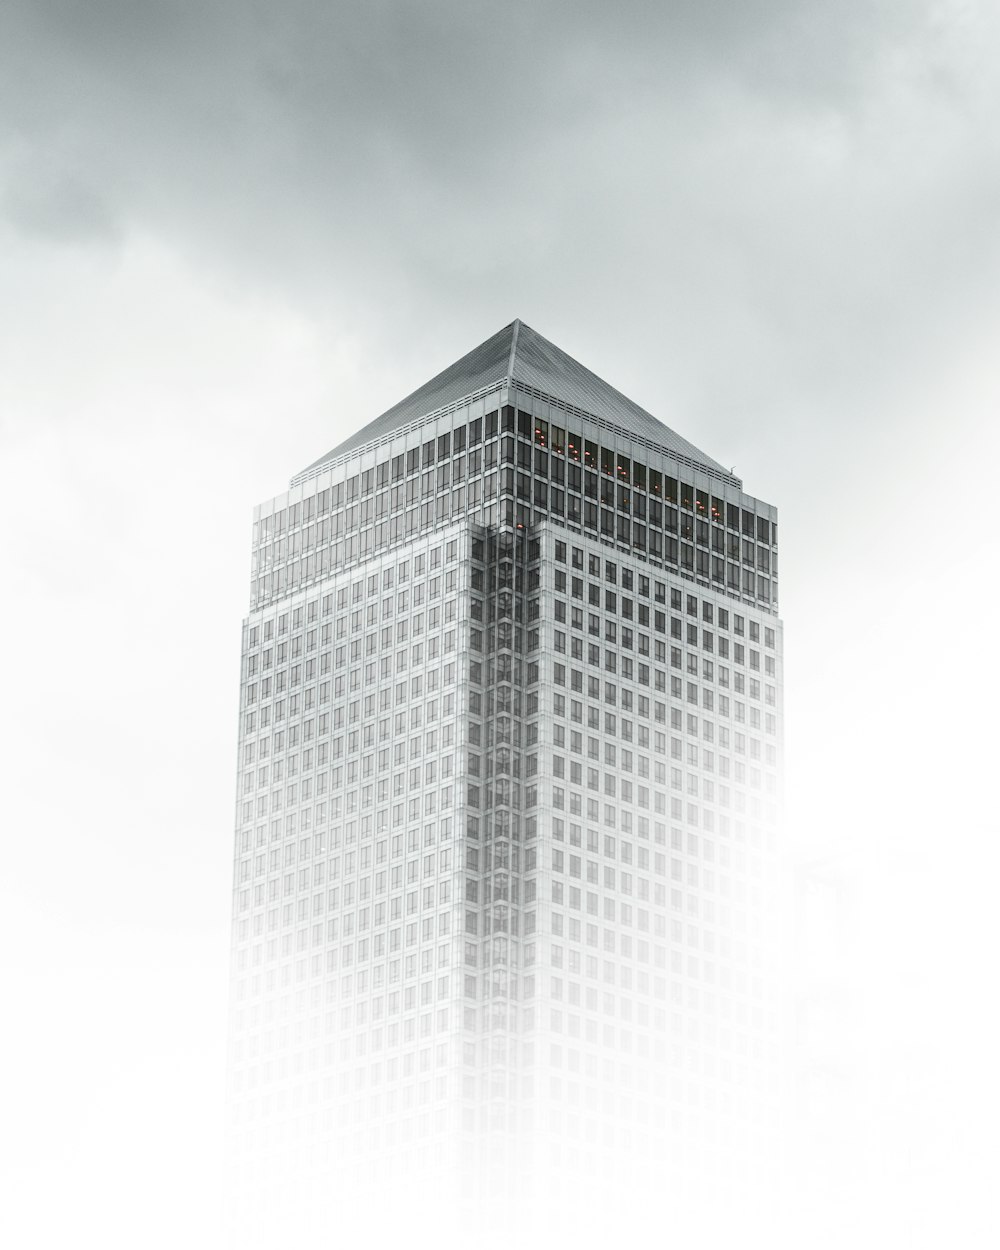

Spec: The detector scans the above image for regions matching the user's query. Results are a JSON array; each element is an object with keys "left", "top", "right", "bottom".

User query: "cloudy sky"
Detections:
[{"left": 1, "top": 2, "right": 998, "bottom": 1246}]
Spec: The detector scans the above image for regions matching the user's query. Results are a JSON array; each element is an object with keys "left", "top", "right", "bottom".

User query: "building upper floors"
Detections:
[{"left": 245, "top": 322, "right": 778, "bottom": 618}]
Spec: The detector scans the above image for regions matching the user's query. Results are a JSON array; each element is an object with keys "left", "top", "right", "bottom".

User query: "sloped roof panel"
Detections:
[
  {"left": 296, "top": 319, "right": 728, "bottom": 481},
  {"left": 510, "top": 323, "right": 728, "bottom": 474},
  {"left": 299, "top": 322, "right": 514, "bottom": 473}
]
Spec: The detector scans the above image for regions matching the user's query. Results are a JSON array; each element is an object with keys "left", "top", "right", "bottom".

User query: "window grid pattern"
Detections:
[{"left": 250, "top": 407, "right": 777, "bottom": 618}]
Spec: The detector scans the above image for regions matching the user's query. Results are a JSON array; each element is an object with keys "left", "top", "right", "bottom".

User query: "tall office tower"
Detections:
[{"left": 228, "top": 321, "right": 783, "bottom": 1232}]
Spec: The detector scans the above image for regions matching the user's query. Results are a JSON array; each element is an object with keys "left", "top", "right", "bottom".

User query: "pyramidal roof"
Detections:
[{"left": 297, "top": 320, "right": 730, "bottom": 481}]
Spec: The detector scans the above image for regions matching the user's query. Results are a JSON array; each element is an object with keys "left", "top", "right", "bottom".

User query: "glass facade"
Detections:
[{"left": 228, "top": 322, "right": 783, "bottom": 1214}]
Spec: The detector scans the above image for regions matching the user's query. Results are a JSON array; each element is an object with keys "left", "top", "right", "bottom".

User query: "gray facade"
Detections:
[{"left": 228, "top": 321, "right": 783, "bottom": 1206}]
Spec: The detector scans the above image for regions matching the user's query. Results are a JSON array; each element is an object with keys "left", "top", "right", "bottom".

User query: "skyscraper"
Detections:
[{"left": 228, "top": 321, "right": 783, "bottom": 1230}]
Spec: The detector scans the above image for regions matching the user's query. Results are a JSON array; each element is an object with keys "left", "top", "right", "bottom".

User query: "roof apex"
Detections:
[{"left": 295, "top": 320, "right": 729, "bottom": 481}]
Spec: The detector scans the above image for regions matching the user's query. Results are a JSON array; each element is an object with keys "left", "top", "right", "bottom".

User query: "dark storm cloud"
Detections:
[
  {"left": 0, "top": 1, "right": 927, "bottom": 269},
  {"left": 1, "top": 0, "right": 997, "bottom": 468}
]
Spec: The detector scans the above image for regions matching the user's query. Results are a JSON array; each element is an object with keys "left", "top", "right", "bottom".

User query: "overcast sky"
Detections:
[{"left": 1, "top": 3, "right": 998, "bottom": 1247}]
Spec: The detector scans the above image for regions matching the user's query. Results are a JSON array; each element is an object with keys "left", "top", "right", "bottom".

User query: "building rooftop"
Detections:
[{"left": 298, "top": 319, "right": 729, "bottom": 480}]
